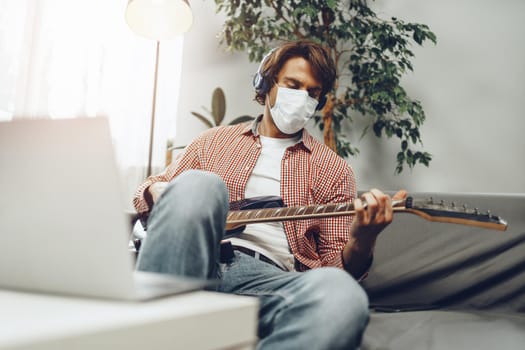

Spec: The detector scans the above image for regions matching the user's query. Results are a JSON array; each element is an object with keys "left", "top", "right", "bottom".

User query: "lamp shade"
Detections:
[{"left": 125, "top": 0, "right": 193, "bottom": 40}]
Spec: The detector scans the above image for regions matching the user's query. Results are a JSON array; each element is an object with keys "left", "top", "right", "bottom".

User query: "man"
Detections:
[{"left": 133, "top": 40, "right": 406, "bottom": 349}]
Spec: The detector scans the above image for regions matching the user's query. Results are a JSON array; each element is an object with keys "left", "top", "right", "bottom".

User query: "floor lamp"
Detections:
[{"left": 125, "top": 0, "right": 193, "bottom": 177}]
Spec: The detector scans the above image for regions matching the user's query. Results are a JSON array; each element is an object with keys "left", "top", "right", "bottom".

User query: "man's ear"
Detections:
[{"left": 266, "top": 83, "right": 281, "bottom": 109}]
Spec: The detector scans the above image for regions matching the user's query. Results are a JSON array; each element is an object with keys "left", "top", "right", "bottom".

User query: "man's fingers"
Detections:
[
  {"left": 392, "top": 189, "right": 408, "bottom": 200},
  {"left": 362, "top": 192, "right": 379, "bottom": 224},
  {"left": 354, "top": 197, "right": 368, "bottom": 223},
  {"left": 355, "top": 188, "right": 406, "bottom": 228},
  {"left": 371, "top": 189, "right": 389, "bottom": 220}
]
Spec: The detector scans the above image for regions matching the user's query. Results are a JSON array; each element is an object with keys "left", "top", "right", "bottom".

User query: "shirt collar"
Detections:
[{"left": 242, "top": 115, "right": 313, "bottom": 153}]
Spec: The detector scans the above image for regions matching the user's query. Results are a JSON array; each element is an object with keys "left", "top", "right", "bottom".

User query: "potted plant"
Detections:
[
  {"left": 191, "top": 87, "right": 254, "bottom": 128},
  {"left": 215, "top": 0, "right": 436, "bottom": 173}
]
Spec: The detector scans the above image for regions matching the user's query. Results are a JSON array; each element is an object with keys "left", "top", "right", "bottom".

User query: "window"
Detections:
[{"left": 0, "top": 0, "right": 184, "bottom": 208}]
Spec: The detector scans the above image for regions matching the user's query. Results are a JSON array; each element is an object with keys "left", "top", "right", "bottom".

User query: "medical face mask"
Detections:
[{"left": 269, "top": 86, "right": 319, "bottom": 135}]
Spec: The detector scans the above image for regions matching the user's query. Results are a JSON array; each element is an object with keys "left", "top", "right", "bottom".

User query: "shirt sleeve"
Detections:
[
  {"left": 132, "top": 132, "right": 205, "bottom": 214},
  {"left": 316, "top": 163, "right": 357, "bottom": 269},
  {"left": 316, "top": 163, "right": 372, "bottom": 280}
]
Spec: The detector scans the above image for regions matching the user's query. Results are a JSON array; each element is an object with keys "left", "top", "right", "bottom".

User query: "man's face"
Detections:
[{"left": 267, "top": 56, "right": 323, "bottom": 109}]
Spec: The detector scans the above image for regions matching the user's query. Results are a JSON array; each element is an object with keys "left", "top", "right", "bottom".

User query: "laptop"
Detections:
[{"left": 0, "top": 117, "right": 211, "bottom": 301}]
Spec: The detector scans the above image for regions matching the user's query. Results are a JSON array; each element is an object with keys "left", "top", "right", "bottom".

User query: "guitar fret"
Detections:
[
  {"left": 295, "top": 206, "right": 306, "bottom": 215},
  {"left": 336, "top": 203, "right": 347, "bottom": 212},
  {"left": 228, "top": 211, "right": 242, "bottom": 221},
  {"left": 304, "top": 205, "right": 315, "bottom": 215},
  {"left": 314, "top": 205, "right": 325, "bottom": 214},
  {"left": 248, "top": 209, "right": 261, "bottom": 220},
  {"left": 326, "top": 204, "right": 337, "bottom": 213},
  {"left": 284, "top": 207, "right": 295, "bottom": 217}
]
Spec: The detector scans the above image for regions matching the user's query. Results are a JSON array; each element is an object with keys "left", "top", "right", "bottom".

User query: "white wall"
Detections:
[
  {"left": 174, "top": 1, "right": 261, "bottom": 147},
  {"left": 172, "top": 0, "right": 525, "bottom": 194}
]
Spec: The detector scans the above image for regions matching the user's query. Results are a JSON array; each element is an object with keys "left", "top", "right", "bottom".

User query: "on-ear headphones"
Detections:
[
  {"left": 252, "top": 48, "right": 276, "bottom": 95},
  {"left": 252, "top": 48, "right": 327, "bottom": 111}
]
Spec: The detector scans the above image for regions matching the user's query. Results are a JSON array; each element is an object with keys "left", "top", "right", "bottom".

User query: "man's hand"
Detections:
[
  {"left": 351, "top": 189, "right": 407, "bottom": 243},
  {"left": 147, "top": 182, "right": 168, "bottom": 204},
  {"left": 342, "top": 189, "right": 407, "bottom": 278}
]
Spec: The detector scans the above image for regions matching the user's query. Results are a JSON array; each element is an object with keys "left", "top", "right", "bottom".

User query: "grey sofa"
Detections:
[{"left": 361, "top": 192, "right": 525, "bottom": 350}]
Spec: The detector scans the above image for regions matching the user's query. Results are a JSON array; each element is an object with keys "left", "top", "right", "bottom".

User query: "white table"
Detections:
[{"left": 0, "top": 289, "right": 258, "bottom": 350}]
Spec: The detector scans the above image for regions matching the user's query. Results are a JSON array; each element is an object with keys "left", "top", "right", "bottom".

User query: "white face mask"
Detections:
[{"left": 269, "top": 87, "right": 319, "bottom": 135}]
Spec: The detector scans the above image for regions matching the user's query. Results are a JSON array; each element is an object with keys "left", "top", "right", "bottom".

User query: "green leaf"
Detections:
[
  {"left": 326, "top": 0, "right": 337, "bottom": 10},
  {"left": 373, "top": 121, "right": 383, "bottom": 137},
  {"left": 211, "top": 87, "right": 226, "bottom": 125},
  {"left": 190, "top": 112, "right": 214, "bottom": 128},
  {"left": 214, "top": 0, "right": 435, "bottom": 173},
  {"left": 228, "top": 115, "right": 255, "bottom": 125},
  {"left": 359, "top": 124, "right": 370, "bottom": 140}
]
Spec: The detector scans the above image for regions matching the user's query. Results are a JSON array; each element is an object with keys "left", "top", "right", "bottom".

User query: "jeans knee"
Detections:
[
  {"left": 147, "top": 170, "right": 229, "bottom": 243},
  {"left": 305, "top": 267, "right": 369, "bottom": 324},
  {"left": 161, "top": 170, "right": 229, "bottom": 218}
]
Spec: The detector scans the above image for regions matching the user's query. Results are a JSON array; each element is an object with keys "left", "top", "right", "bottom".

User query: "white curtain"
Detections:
[{"left": 0, "top": 0, "right": 184, "bottom": 209}]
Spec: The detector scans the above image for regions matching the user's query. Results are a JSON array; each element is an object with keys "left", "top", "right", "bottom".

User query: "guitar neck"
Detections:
[
  {"left": 226, "top": 199, "right": 406, "bottom": 228},
  {"left": 225, "top": 197, "right": 508, "bottom": 231}
]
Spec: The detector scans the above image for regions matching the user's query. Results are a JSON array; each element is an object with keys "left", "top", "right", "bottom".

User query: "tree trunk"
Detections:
[{"left": 322, "top": 95, "right": 336, "bottom": 152}]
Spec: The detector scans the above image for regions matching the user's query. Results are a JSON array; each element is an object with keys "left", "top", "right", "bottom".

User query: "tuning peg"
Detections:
[
  {"left": 428, "top": 197, "right": 434, "bottom": 204},
  {"left": 451, "top": 201, "right": 456, "bottom": 208},
  {"left": 486, "top": 210, "right": 491, "bottom": 217},
  {"left": 440, "top": 200, "right": 445, "bottom": 206},
  {"left": 462, "top": 204, "right": 468, "bottom": 212},
  {"left": 475, "top": 208, "right": 480, "bottom": 215}
]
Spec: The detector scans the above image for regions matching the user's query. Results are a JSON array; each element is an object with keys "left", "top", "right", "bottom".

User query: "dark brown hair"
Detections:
[{"left": 254, "top": 40, "right": 336, "bottom": 105}]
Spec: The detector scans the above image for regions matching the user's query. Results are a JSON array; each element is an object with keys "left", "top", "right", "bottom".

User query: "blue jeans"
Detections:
[{"left": 137, "top": 170, "right": 369, "bottom": 350}]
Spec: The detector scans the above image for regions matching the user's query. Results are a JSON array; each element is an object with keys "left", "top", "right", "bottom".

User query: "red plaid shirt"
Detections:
[{"left": 133, "top": 120, "right": 357, "bottom": 271}]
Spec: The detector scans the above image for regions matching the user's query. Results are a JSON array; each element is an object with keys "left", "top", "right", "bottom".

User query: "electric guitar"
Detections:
[{"left": 225, "top": 196, "right": 508, "bottom": 232}]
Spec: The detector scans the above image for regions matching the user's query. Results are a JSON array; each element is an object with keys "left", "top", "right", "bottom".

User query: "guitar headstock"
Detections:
[{"left": 404, "top": 196, "right": 508, "bottom": 231}]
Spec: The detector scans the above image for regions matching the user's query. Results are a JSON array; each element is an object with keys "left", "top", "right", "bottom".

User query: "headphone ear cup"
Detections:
[
  {"left": 253, "top": 72, "right": 271, "bottom": 94},
  {"left": 259, "top": 77, "right": 270, "bottom": 94},
  {"left": 253, "top": 48, "right": 276, "bottom": 94},
  {"left": 253, "top": 71, "right": 271, "bottom": 94},
  {"left": 316, "top": 95, "right": 327, "bottom": 111},
  {"left": 253, "top": 72, "right": 263, "bottom": 92}
]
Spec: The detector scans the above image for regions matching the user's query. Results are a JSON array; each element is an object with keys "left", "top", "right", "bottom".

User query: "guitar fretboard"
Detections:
[{"left": 227, "top": 200, "right": 400, "bottom": 225}]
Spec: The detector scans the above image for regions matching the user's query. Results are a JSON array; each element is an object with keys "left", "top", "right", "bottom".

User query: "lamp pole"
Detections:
[
  {"left": 125, "top": 0, "right": 193, "bottom": 178},
  {"left": 147, "top": 40, "right": 160, "bottom": 177}
]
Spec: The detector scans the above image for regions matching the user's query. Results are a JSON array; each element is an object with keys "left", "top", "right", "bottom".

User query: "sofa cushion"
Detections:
[
  {"left": 362, "top": 309, "right": 525, "bottom": 350},
  {"left": 362, "top": 193, "right": 525, "bottom": 312}
]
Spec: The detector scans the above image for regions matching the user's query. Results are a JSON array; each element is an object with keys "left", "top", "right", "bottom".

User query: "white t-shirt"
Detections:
[{"left": 227, "top": 134, "right": 300, "bottom": 271}]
